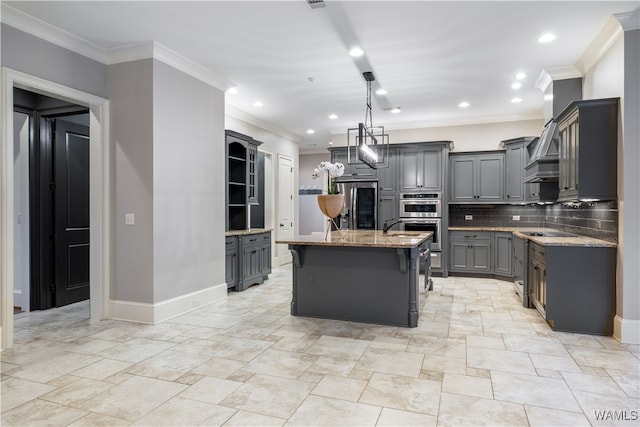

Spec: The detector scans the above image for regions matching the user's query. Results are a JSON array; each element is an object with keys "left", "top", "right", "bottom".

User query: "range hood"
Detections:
[
  {"left": 524, "top": 121, "right": 559, "bottom": 183},
  {"left": 524, "top": 71, "right": 582, "bottom": 183}
]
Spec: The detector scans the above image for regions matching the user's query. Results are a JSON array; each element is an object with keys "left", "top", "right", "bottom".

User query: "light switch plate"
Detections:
[
  {"left": 465, "top": 215, "right": 473, "bottom": 221},
  {"left": 512, "top": 215, "right": 520, "bottom": 221},
  {"left": 125, "top": 213, "right": 135, "bottom": 225}
]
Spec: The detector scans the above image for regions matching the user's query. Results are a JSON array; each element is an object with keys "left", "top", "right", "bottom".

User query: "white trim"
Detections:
[
  {"left": 108, "top": 41, "right": 232, "bottom": 91},
  {"left": 226, "top": 105, "right": 302, "bottom": 143},
  {"left": 1, "top": 3, "right": 108, "bottom": 64},
  {"left": 1, "top": 68, "right": 110, "bottom": 350},
  {"left": 109, "top": 283, "right": 228, "bottom": 324},
  {"left": 534, "top": 66, "right": 583, "bottom": 92},
  {"left": 1, "top": 4, "right": 233, "bottom": 92},
  {"left": 577, "top": 16, "right": 624, "bottom": 75},
  {"left": 614, "top": 315, "right": 640, "bottom": 344}
]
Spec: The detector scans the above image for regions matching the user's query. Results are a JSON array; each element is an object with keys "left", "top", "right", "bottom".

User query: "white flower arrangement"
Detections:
[{"left": 312, "top": 161, "right": 345, "bottom": 194}]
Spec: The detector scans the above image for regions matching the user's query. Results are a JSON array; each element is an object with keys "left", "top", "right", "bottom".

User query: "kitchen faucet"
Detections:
[{"left": 382, "top": 218, "right": 403, "bottom": 234}]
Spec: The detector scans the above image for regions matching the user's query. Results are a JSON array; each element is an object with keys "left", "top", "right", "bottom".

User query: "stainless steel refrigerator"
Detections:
[{"left": 336, "top": 181, "right": 378, "bottom": 230}]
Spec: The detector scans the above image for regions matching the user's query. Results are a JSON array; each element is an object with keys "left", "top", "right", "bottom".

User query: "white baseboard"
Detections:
[
  {"left": 613, "top": 315, "right": 640, "bottom": 344},
  {"left": 109, "top": 282, "right": 227, "bottom": 324}
]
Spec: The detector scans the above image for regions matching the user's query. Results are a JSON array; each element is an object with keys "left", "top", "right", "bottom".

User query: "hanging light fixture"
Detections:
[{"left": 347, "top": 71, "right": 389, "bottom": 169}]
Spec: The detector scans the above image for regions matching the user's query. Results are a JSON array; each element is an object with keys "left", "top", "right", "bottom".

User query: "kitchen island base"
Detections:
[{"left": 288, "top": 244, "right": 425, "bottom": 327}]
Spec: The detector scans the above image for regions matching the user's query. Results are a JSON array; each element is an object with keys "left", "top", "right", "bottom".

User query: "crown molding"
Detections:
[
  {"left": 615, "top": 8, "right": 640, "bottom": 31},
  {"left": 534, "top": 66, "right": 582, "bottom": 92},
  {"left": 576, "top": 16, "right": 624, "bottom": 74},
  {"left": 1, "top": 4, "right": 232, "bottom": 91},
  {"left": 1, "top": 3, "right": 108, "bottom": 63},
  {"left": 108, "top": 41, "right": 232, "bottom": 91},
  {"left": 225, "top": 105, "right": 302, "bottom": 144}
]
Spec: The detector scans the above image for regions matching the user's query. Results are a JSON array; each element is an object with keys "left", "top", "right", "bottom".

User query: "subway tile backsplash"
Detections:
[{"left": 449, "top": 201, "right": 618, "bottom": 243}]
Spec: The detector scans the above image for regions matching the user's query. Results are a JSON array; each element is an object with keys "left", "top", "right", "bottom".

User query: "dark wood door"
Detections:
[{"left": 53, "top": 120, "right": 90, "bottom": 307}]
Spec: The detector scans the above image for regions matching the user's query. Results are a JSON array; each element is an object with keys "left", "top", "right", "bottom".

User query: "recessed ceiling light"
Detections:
[
  {"left": 226, "top": 87, "right": 238, "bottom": 95},
  {"left": 458, "top": 101, "right": 470, "bottom": 108},
  {"left": 516, "top": 72, "right": 527, "bottom": 80},
  {"left": 349, "top": 46, "right": 364, "bottom": 57},
  {"left": 328, "top": 141, "right": 333, "bottom": 145},
  {"left": 376, "top": 88, "right": 387, "bottom": 95},
  {"left": 329, "top": 114, "right": 338, "bottom": 119},
  {"left": 538, "top": 33, "right": 556, "bottom": 43},
  {"left": 253, "top": 101, "right": 263, "bottom": 107},
  {"left": 511, "top": 82, "right": 522, "bottom": 90},
  {"left": 391, "top": 107, "right": 401, "bottom": 114},
  {"left": 306, "top": 129, "right": 315, "bottom": 134},
  {"left": 511, "top": 97, "right": 523, "bottom": 103}
]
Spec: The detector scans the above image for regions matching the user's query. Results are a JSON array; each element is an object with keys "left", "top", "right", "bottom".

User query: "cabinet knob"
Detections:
[{"left": 563, "top": 186, "right": 569, "bottom": 190}]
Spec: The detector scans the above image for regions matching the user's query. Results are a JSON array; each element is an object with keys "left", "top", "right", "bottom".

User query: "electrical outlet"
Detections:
[
  {"left": 125, "top": 213, "right": 135, "bottom": 225},
  {"left": 465, "top": 215, "right": 473, "bottom": 221},
  {"left": 512, "top": 215, "right": 520, "bottom": 221}
]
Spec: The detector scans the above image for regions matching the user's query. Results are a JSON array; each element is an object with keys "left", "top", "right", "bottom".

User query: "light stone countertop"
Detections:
[
  {"left": 225, "top": 228, "right": 273, "bottom": 237},
  {"left": 276, "top": 230, "right": 433, "bottom": 248},
  {"left": 449, "top": 226, "right": 617, "bottom": 248}
]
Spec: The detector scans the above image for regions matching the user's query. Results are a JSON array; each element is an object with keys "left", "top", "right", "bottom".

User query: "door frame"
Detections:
[
  {"left": 258, "top": 148, "right": 275, "bottom": 268},
  {"left": 275, "top": 153, "right": 294, "bottom": 266},
  {"left": 1, "top": 68, "right": 111, "bottom": 350}
]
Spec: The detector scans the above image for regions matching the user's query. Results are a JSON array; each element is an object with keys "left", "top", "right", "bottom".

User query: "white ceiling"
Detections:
[{"left": 3, "top": 1, "right": 637, "bottom": 152}]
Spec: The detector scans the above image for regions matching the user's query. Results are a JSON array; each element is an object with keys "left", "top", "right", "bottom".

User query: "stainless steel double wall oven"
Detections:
[{"left": 399, "top": 193, "right": 443, "bottom": 269}]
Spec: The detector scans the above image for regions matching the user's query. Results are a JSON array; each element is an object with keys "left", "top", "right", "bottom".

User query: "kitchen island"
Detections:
[{"left": 276, "top": 230, "right": 432, "bottom": 327}]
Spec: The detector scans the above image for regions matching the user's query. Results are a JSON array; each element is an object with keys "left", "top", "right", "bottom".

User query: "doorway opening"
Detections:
[
  {"left": 1, "top": 69, "right": 110, "bottom": 350},
  {"left": 14, "top": 88, "right": 91, "bottom": 312}
]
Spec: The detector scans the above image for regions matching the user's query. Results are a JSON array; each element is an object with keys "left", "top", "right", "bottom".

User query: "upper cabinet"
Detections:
[
  {"left": 329, "top": 147, "right": 377, "bottom": 181},
  {"left": 450, "top": 152, "right": 504, "bottom": 203},
  {"left": 400, "top": 146, "right": 443, "bottom": 191},
  {"left": 226, "top": 130, "right": 262, "bottom": 231},
  {"left": 556, "top": 98, "right": 619, "bottom": 202},
  {"left": 503, "top": 137, "right": 536, "bottom": 203}
]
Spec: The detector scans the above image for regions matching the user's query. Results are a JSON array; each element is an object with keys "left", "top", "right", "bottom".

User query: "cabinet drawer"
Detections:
[
  {"left": 242, "top": 234, "right": 263, "bottom": 247},
  {"left": 450, "top": 231, "right": 491, "bottom": 240},
  {"left": 225, "top": 236, "right": 238, "bottom": 252}
]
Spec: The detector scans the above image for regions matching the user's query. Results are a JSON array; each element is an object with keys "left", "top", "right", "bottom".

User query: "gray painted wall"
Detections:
[
  {"left": 152, "top": 60, "right": 225, "bottom": 302},
  {"left": 621, "top": 27, "right": 640, "bottom": 329},
  {"left": 1, "top": 24, "right": 107, "bottom": 98},
  {"left": 108, "top": 59, "right": 155, "bottom": 304}
]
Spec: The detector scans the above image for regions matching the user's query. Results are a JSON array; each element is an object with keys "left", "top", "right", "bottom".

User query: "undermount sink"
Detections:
[{"left": 521, "top": 231, "right": 576, "bottom": 237}]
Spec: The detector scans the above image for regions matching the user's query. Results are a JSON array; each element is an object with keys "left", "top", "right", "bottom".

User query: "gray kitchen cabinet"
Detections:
[
  {"left": 226, "top": 231, "right": 272, "bottom": 292},
  {"left": 528, "top": 242, "right": 616, "bottom": 335},
  {"left": 449, "top": 231, "right": 491, "bottom": 272},
  {"left": 523, "top": 137, "right": 559, "bottom": 204},
  {"left": 493, "top": 232, "right": 512, "bottom": 277},
  {"left": 330, "top": 147, "right": 377, "bottom": 181},
  {"left": 377, "top": 147, "right": 398, "bottom": 193},
  {"left": 557, "top": 98, "right": 618, "bottom": 202},
  {"left": 226, "top": 130, "right": 262, "bottom": 230},
  {"left": 225, "top": 236, "right": 238, "bottom": 289},
  {"left": 400, "top": 147, "right": 442, "bottom": 191},
  {"left": 513, "top": 236, "right": 528, "bottom": 306},
  {"left": 503, "top": 137, "right": 536, "bottom": 203},
  {"left": 378, "top": 194, "right": 398, "bottom": 229},
  {"left": 450, "top": 152, "right": 505, "bottom": 203}
]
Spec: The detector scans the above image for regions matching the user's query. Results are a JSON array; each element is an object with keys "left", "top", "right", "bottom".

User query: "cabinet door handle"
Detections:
[{"left": 280, "top": 223, "right": 285, "bottom": 227}]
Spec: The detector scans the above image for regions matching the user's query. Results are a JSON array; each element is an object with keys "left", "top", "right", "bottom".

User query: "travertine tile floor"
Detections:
[{"left": 2, "top": 265, "right": 639, "bottom": 426}]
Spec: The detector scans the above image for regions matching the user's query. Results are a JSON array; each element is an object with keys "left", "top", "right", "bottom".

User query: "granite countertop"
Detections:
[
  {"left": 225, "top": 228, "right": 273, "bottom": 237},
  {"left": 449, "top": 226, "right": 617, "bottom": 248},
  {"left": 276, "top": 230, "right": 433, "bottom": 248}
]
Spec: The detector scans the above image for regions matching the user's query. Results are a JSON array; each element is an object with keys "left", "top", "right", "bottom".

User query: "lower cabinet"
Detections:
[
  {"left": 449, "top": 230, "right": 512, "bottom": 277},
  {"left": 528, "top": 243, "right": 616, "bottom": 335},
  {"left": 493, "top": 232, "right": 513, "bottom": 277},
  {"left": 225, "top": 237, "right": 238, "bottom": 288},
  {"left": 449, "top": 231, "right": 491, "bottom": 273},
  {"left": 226, "top": 231, "right": 272, "bottom": 291}
]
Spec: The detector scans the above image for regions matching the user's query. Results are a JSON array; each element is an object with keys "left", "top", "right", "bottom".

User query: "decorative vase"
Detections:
[
  {"left": 317, "top": 194, "right": 345, "bottom": 240},
  {"left": 317, "top": 194, "right": 345, "bottom": 218}
]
